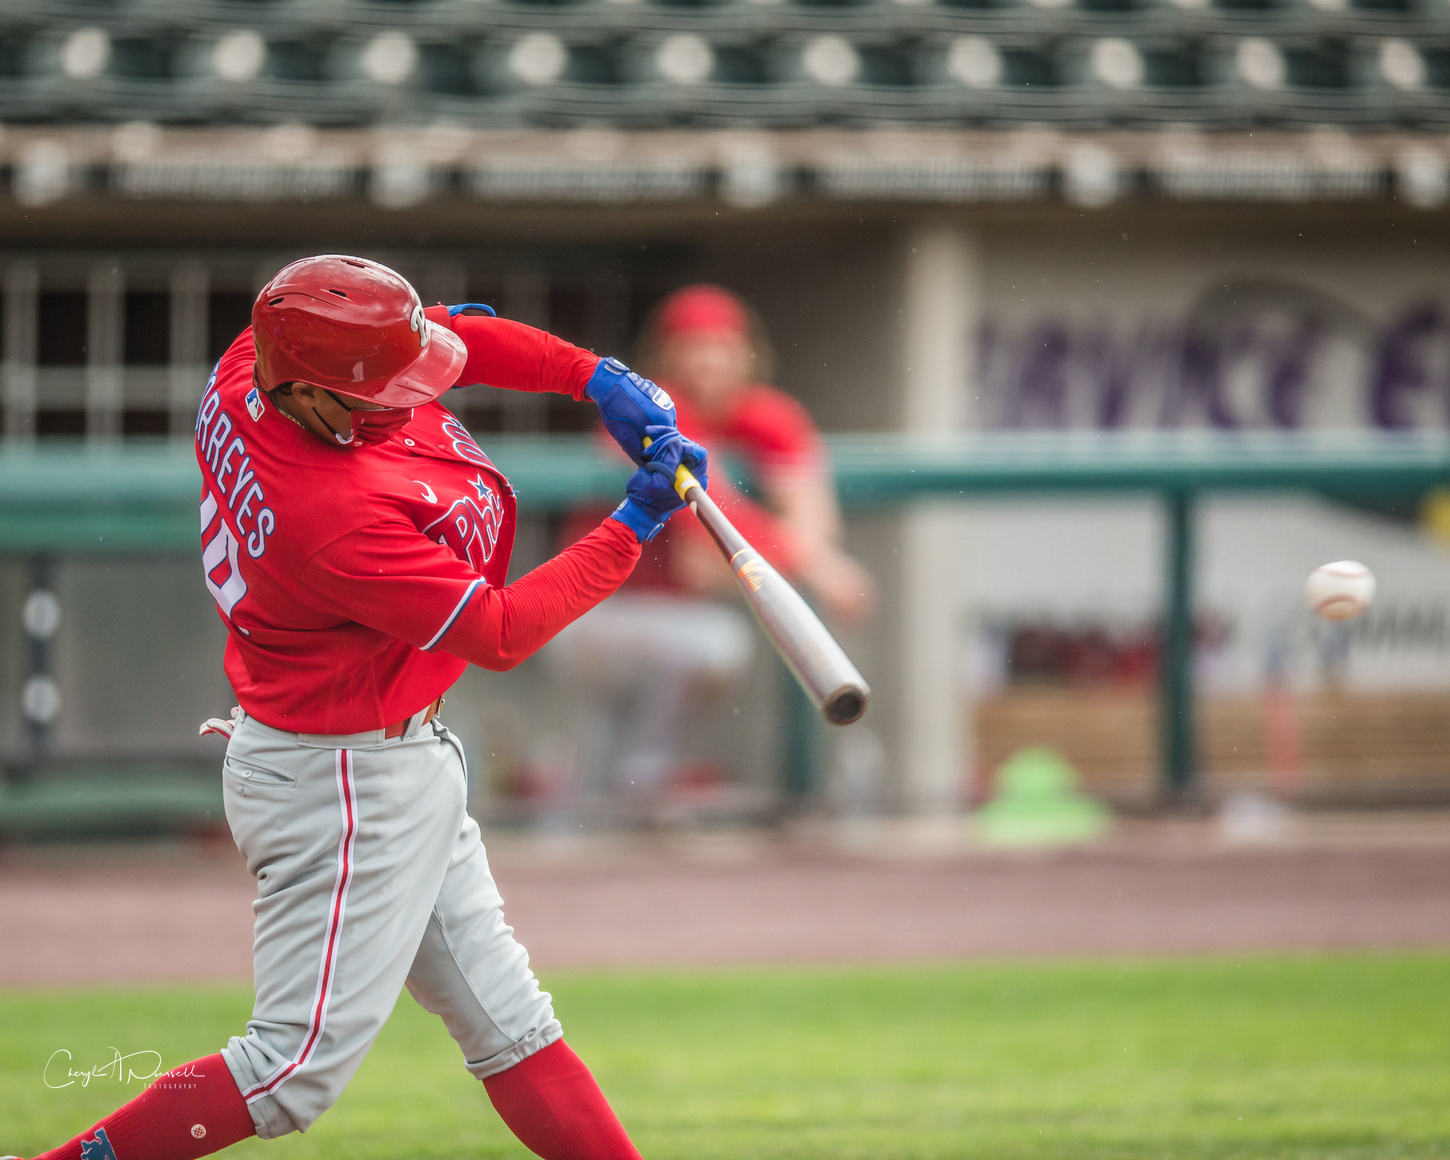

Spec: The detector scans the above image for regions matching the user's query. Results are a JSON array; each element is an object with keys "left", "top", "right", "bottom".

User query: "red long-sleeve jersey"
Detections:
[{"left": 194, "top": 308, "right": 638, "bottom": 735}]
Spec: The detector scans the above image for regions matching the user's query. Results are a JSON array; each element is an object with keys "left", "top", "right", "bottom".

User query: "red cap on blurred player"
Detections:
[
  {"left": 655, "top": 285, "right": 750, "bottom": 340},
  {"left": 252, "top": 255, "right": 467, "bottom": 408}
]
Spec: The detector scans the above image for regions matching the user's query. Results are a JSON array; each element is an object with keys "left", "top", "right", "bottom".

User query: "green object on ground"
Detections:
[
  {"left": 975, "top": 746, "right": 1110, "bottom": 847},
  {"left": 3, "top": 956, "right": 1448, "bottom": 1159}
]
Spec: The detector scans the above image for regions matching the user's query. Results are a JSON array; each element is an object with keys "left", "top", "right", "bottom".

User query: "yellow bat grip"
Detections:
[{"left": 641, "top": 436, "right": 702, "bottom": 502}]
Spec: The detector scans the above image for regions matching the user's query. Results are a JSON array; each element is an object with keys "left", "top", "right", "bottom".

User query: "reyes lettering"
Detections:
[{"left": 195, "top": 384, "right": 276, "bottom": 620}]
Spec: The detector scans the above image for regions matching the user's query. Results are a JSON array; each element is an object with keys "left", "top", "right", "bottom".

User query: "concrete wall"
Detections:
[{"left": 0, "top": 555, "right": 233, "bottom": 764}]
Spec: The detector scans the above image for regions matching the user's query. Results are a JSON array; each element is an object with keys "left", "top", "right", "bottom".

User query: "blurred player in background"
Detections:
[
  {"left": 550, "top": 285, "right": 874, "bottom": 810},
  {"left": 639, "top": 284, "right": 873, "bottom": 620}
]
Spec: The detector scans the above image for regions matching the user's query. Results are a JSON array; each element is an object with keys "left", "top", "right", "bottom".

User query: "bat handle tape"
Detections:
[{"left": 641, "top": 435, "right": 703, "bottom": 502}]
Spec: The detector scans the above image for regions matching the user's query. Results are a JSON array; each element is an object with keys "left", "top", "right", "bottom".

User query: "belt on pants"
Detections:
[
  {"left": 200, "top": 696, "right": 444, "bottom": 742},
  {"left": 385, "top": 696, "right": 443, "bottom": 740},
  {"left": 388, "top": 693, "right": 443, "bottom": 739}
]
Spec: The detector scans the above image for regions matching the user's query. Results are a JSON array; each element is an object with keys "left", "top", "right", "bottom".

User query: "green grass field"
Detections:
[{"left": 4, "top": 956, "right": 1448, "bottom": 1159}]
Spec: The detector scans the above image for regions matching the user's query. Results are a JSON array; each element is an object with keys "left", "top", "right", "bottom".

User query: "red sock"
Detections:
[
  {"left": 483, "top": 1040, "right": 643, "bottom": 1160},
  {"left": 32, "top": 1054, "right": 255, "bottom": 1160}
]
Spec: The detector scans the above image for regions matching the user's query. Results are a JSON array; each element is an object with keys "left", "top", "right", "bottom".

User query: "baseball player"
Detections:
[
  {"left": 549, "top": 284, "right": 872, "bottom": 802},
  {"left": 638, "top": 284, "right": 872, "bottom": 622},
  {"left": 16, "top": 255, "right": 707, "bottom": 1160}
]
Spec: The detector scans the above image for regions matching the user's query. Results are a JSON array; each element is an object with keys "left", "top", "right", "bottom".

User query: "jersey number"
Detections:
[{"left": 200, "top": 491, "right": 247, "bottom": 619}]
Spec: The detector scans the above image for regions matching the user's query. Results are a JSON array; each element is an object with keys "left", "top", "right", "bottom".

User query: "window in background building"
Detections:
[
  {"left": 461, "top": 281, "right": 506, "bottom": 316},
  {"left": 35, "top": 408, "right": 86, "bottom": 437},
  {"left": 123, "top": 289, "right": 173, "bottom": 435},
  {"left": 123, "top": 291, "right": 170, "bottom": 365},
  {"left": 37, "top": 291, "right": 87, "bottom": 366},
  {"left": 547, "top": 283, "right": 590, "bottom": 348},
  {"left": 456, "top": 279, "right": 529, "bottom": 435},
  {"left": 542, "top": 277, "right": 630, "bottom": 433},
  {"left": 207, "top": 292, "right": 253, "bottom": 362},
  {"left": 543, "top": 394, "right": 599, "bottom": 434},
  {"left": 541, "top": 277, "right": 602, "bottom": 432},
  {"left": 460, "top": 399, "right": 506, "bottom": 434},
  {"left": 37, "top": 290, "right": 88, "bottom": 437},
  {"left": 122, "top": 407, "right": 171, "bottom": 436}
]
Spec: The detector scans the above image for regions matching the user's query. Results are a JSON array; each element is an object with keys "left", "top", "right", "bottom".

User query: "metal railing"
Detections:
[{"left": 5, "top": 430, "right": 1447, "bottom": 547}]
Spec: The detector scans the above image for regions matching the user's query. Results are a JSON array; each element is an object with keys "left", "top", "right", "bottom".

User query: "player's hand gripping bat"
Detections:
[{"left": 645, "top": 437, "right": 870, "bottom": 725}]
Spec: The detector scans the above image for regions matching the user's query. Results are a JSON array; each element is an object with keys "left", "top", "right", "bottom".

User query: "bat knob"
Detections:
[{"left": 823, "top": 688, "right": 868, "bottom": 726}]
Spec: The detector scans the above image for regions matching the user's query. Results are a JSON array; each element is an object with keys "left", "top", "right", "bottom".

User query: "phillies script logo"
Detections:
[
  {"left": 440, "top": 417, "right": 490, "bottom": 467},
  {"left": 424, "top": 488, "right": 504, "bottom": 572}
]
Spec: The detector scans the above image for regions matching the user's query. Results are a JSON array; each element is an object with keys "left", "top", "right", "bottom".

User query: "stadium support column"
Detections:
[
  {"left": 896, "top": 223, "right": 980, "bottom": 813},
  {"left": 169, "top": 262, "right": 209, "bottom": 437},
  {"left": 87, "top": 264, "right": 123, "bottom": 441},
  {"left": 3, "top": 262, "right": 38, "bottom": 442},
  {"left": 1161, "top": 490, "right": 1197, "bottom": 801}
]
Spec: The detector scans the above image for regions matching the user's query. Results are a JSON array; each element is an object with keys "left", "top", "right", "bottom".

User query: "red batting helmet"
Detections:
[{"left": 252, "top": 255, "right": 467, "bottom": 408}]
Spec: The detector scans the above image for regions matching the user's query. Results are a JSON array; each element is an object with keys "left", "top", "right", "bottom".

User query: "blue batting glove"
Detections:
[
  {"left": 610, "top": 426, "right": 709, "bottom": 543},
  {"left": 648, "top": 424, "right": 707, "bottom": 496},
  {"left": 586, "top": 357, "right": 677, "bottom": 466}
]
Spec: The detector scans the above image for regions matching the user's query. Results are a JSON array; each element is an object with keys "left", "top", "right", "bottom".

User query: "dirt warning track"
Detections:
[{"left": 2, "top": 817, "right": 1448, "bottom": 987}]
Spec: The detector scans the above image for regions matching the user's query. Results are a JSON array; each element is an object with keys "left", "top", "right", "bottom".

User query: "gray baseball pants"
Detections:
[{"left": 218, "top": 709, "right": 561, "bottom": 1139}]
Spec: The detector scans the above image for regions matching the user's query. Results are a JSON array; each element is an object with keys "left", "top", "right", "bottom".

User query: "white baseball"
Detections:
[{"left": 1305, "top": 560, "right": 1375, "bottom": 621}]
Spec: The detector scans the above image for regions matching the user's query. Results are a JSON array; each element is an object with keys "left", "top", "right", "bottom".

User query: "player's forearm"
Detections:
[
  {"left": 435, "top": 309, "right": 599, "bottom": 400},
  {"left": 765, "top": 471, "right": 844, "bottom": 564},
  {"left": 438, "top": 518, "right": 640, "bottom": 670}
]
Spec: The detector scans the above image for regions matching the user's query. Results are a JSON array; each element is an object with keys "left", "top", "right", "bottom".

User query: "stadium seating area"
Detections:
[{"left": 0, "top": 0, "right": 1447, "bottom": 129}]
